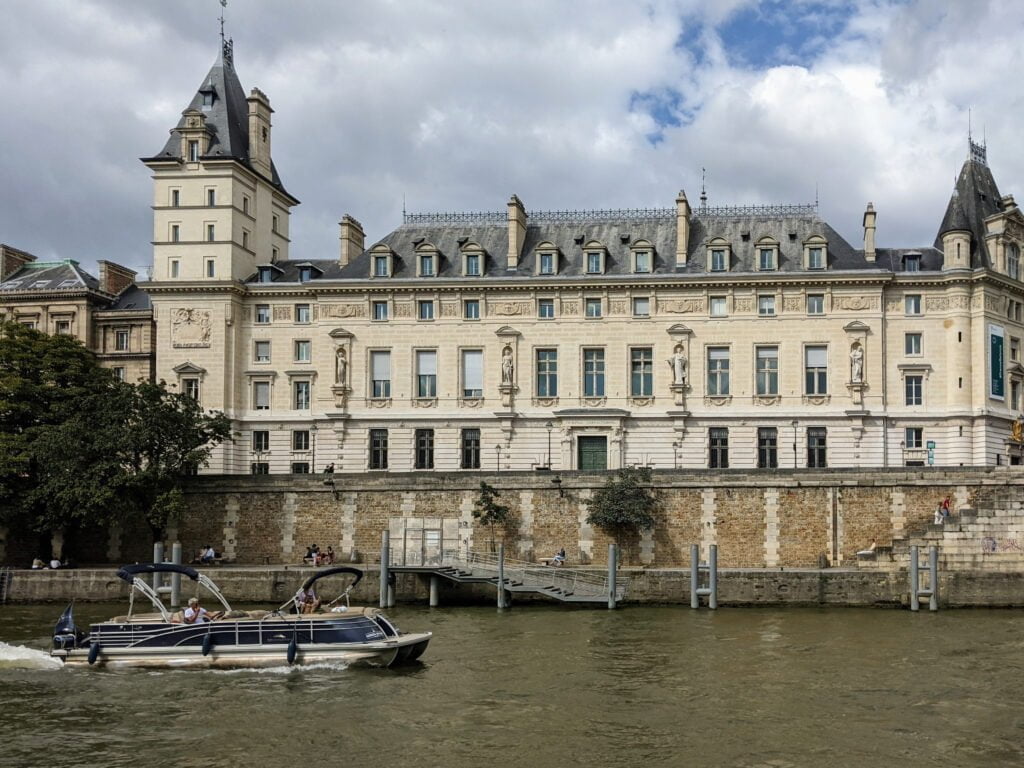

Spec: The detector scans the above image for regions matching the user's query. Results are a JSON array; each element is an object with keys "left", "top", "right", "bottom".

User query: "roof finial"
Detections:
[
  {"left": 219, "top": 0, "right": 227, "bottom": 43},
  {"left": 219, "top": 0, "right": 233, "bottom": 68},
  {"left": 699, "top": 167, "right": 707, "bottom": 209}
]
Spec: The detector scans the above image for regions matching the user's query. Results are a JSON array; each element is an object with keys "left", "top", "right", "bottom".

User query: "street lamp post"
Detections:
[
  {"left": 671, "top": 441, "right": 679, "bottom": 470},
  {"left": 310, "top": 423, "right": 318, "bottom": 473},
  {"left": 494, "top": 444, "right": 502, "bottom": 472},
  {"left": 545, "top": 421, "right": 553, "bottom": 468},
  {"left": 791, "top": 420, "right": 798, "bottom": 469}
]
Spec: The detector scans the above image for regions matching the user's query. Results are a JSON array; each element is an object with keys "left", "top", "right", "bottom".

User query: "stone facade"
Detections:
[{"left": 137, "top": 43, "right": 1024, "bottom": 475}]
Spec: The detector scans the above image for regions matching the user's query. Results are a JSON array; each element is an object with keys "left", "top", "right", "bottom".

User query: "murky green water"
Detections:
[{"left": 1, "top": 603, "right": 1023, "bottom": 768}]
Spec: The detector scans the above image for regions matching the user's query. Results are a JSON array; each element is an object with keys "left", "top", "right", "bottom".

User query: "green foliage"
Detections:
[
  {"left": 0, "top": 321, "right": 232, "bottom": 542},
  {"left": 472, "top": 481, "right": 513, "bottom": 549},
  {"left": 585, "top": 466, "right": 658, "bottom": 541}
]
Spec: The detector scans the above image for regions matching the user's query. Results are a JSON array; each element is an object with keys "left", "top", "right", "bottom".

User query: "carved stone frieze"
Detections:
[
  {"left": 754, "top": 396, "right": 781, "bottom": 406},
  {"left": 490, "top": 301, "right": 532, "bottom": 317},
  {"left": 394, "top": 302, "right": 414, "bottom": 318},
  {"left": 704, "top": 396, "right": 732, "bottom": 406},
  {"left": 886, "top": 299, "right": 904, "bottom": 312},
  {"left": 630, "top": 396, "right": 655, "bottom": 407},
  {"left": 273, "top": 305, "right": 292, "bottom": 321},
  {"left": 834, "top": 295, "right": 878, "bottom": 311},
  {"left": 367, "top": 398, "right": 391, "bottom": 408},
  {"left": 532, "top": 397, "right": 558, "bottom": 407},
  {"left": 581, "top": 397, "right": 607, "bottom": 407},
  {"left": 562, "top": 301, "right": 579, "bottom": 316},
  {"left": 440, "top": 302, "right": 459, "bottom": 317},
  {"left": 802, "top": 395, "right": 831, "bottom": 406},
  {"left": 733, "top": 298, "right": 754, "bottom": 313},
  {"left": 411, "top": 398, "right": 437, "bottom": 408},
  {"left": 986, "top": 294, "right": 1004, "bottom": 311},
  {"left": 971, "top": 293, "right": 984, "bottom": 309},
  {"left": 609, "top": 300, "right": 628, "bottom": 315},
  {"left": 925, "top": 296, "right": 949, "bottom": 312},
  {"left": 661, "top": 298, "right": 704, "bottom": 314},
  {"left": 242, "top": 307, "right": 252, "bottom": 321},
  {"left": 948, "top": 295, "right": 970, "bottom": 310},
  {"left": 783, "top": 297, "right": 802, "bottom": 312},
  {"left": 171, "top": 308, "right": 212, "bottom": 348},
  {"left": 1005, "top": 220, "right": 1024, "bottom": 241},
  {"left": 460, "top": 397, "right": 484, "bottom": 408},
  {"left": 320, "top": 303, "right": 366, "bottom": 319}
]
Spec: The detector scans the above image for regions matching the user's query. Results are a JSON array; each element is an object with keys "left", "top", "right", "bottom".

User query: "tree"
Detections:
[
  {"left": 585, "top": 466, "right": 659, "bottom": 555},
  {"left": 472, "top": 481, "right": 513, "bottom": 552}
]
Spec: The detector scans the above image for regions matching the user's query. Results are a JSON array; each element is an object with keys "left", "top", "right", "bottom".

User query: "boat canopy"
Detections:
[
  {"left": 116, "top": 563, "right": 201, "bottom": 583},
  {"left": 300, "top": 567, "right": 363, "bottom": 591}
]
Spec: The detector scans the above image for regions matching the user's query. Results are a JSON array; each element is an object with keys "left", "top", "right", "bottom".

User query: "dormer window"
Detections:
[
  {"left": 804, "top": 236, "right": 828, "bottom": 270},
  {"left": 1008, "top": 243, "right": 1020, "bottom": 280},
  {"left": 584, "top": 243, "right": 607, "bottom": 275},
  {"left": 539, "top": 252, "right": 555, "bottom": 275},
  {"left": 707, "top": 239, "right": 731, "bottom": 272},
  {"left": 373, "top": 255, "right": 389, "bottom": 277},
  {"left": 461, "top": 245, "right": 484, "bottom": 277},
  {"left": 903, "top": 253, "right": 921, "bottom": 272},
  {"left": 631, "top": 241, "right": 654, "bottom": 274},
  {"left": 202, "top": 91, "right": 214, "bottom": 107},
  {"left": 756, "top": 238, "right": 779, "bottom": 271},
  {"left": 298, "top": 267, "right": 313, "bottom": 283},
  {"left": 416, "top": 245, "right": 438, "bottom": 277},
  {"left": 257, "top": 267, "right": 274, "bottom": 284},
  {"left": 188, "top": 141, "right": 199, "bottom": 162}
]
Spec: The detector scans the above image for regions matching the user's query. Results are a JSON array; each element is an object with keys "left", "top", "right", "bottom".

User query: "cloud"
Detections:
[{"left": 1, "top": 0, "right": 1023, "bottom": 276}]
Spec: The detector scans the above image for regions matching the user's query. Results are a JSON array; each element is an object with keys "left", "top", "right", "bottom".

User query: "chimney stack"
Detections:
[
  {"left": 246, "top": 88, "right": 273, "bottom": 177},
  {"left": 97, "top": 261, "right": 137, "bottom": 295},
  {"left": 507, "top": 195, "right": 527, "bottom": 270},
  {"left": 863, "top": 203, "right": 877, "bottom": 262},
  {"left": 338, "top": 215, "right": 365, "bottom": 267},
  {"left": 675, "top": 190, "right": 691, "bottom": 267},
  {"left": 0, "top": 244, "right": 36, "bottom": 280}
]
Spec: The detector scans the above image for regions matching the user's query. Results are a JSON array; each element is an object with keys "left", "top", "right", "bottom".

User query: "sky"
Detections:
[{"left": 2, "top": 0, "right": 1023, "bottom": 277}]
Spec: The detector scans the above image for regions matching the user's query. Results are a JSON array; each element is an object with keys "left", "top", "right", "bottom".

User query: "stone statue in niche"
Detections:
[
  {"left": 850, "top": 343, "right": 864, "bottom": 383},
  {"left": 335, "top": 347, "right": 347, "bottom": 386},
  {"left": 501, "top": 345, "right": 514, "bottom": 385},
  {"left": 667, "top": 346, "right": 688, "bottom": 386}
]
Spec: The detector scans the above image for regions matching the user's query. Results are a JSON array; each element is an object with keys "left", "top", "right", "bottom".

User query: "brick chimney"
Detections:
[
  {"left": 863, "top": 203, "right": 877, "bottom": 263},
  {"left": 507, "top": 195, "right": 527, "bottom": 270},
  {"left": 339, "top": 215, "right": 365, "bottom": 267},
  {"left": 97, "top": 260, "right": 137, "bottom": 295},
  {"left": 0, "top": 244, "right": 36, "bottom": 280},
  {"left": 675, "top": 190, "right": 691, "bottom": 267}
]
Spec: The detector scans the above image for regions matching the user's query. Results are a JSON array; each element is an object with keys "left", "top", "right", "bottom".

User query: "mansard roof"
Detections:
[
  {"left": 0, "top": 260, "right": 99, "bottom": 293},
  {"left": 143, "top": 42, "right": 292, "bottom": 199},
  {"left": 934, "top": 148, "right": 1003, "bottom": 268}
]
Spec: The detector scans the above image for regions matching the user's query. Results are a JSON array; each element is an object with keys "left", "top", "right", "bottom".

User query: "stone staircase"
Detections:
[{"left": 859, "top": 489, "right": 1024, "bottom": 572}]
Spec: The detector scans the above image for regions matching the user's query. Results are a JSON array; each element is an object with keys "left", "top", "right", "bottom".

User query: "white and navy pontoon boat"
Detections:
[{"left": 51, "top": 564, "right": 431, "bottom": 669}]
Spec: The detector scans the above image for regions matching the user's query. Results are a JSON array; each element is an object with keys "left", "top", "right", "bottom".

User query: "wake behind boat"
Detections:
[{"left": 51, "top": 564, "right": 430, "bottom": 669}]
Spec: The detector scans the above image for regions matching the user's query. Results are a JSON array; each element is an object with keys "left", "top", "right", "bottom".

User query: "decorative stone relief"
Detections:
[
  {"left": 609, "top": 300, "right": 628, "bottom": 315},
  {"left": 562, "top": 301, "right": 579, "bottom": 316},
  {"left": 704, "top": 396, "right": 732, "bottom": 406},
  {"left": 834, "top": 296, "right": 878, "bottom": 311},
  {"left": 411, "top": 398, "right": 437, "bottom": 408},
  {"left": 971, "top": 294, "right": 984, "bottom": 309},
  {"left": 803, "top": 395, "right": 830, "bottom": 406},
  {"left": 581, "top": 397, "right": 607, "bottom": 407},
  {"left": 394, "top": 302, "right": 414, "bottom": 318},
  {"left": 171, "top": 308, "right": 212, "bottom": 348},
  {"left": 1006, "top": 220, "right": 1024, "bottom": 241},
  {"left": 661, "top": 298, "right": 704, "bottom": 314},
  {"left": 783, "top": 296, "right": 802, "bottom": 312},
  {"left": 490, "top": 301, "right": 531, "bottom": 316},
  {"left": 312, "top": 305, "right": 320, "bottom": 320},
  {"left": 630, "top": 397, "right": 655, "bottom": 407},
  {"left": 986, "top": 294, "right": 1004, "bottom": 311},
  {"left": 533, "top": 397, "right": 558, "bottom": 407},
  {"left": 887, "top": 299, "right": 904, "bottom": 312},
  {"left": 367, "top": 398, "right": 391, "bottom": 408},
  {"left": 925, "top": 297, "right": 949, "bottom": 312},
  {"left": 440, "top": 302, "right": 458, "bottom": 317},
  {"left": 754, "top": 396, "right": 781, "bottom": 406},
  {"left": 320, "top": 303, "right": 365, "bottom": 319},
  {"left": 733, "top": 297, "right": 754, "bottom": 313},
  {"left": 273, "top": 305, "right": 291, "bottom": 321},
  {"left": 948, "top": 295, "right": 970, "bottom": 310}
]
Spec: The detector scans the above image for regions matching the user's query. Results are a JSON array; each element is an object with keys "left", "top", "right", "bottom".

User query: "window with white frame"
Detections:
[
  {"left": 905, "top": 333, "right": 922, "bottom": 356},
  {"left": 707, "top": 347, "right": 730, "bottom": 395},
  {"left": 113, "top": 366, "right": 126, "bottom": 382},
  {"left": 170, "top": 260, "right": 180, "bottom": 278},
  {"left": 905, "top": 295, "right": 922, "bottom": 315},
  {"left": 538, "top": 252, "right": 556, "bottom": 275},
  {"left": 188, "top": 140, "right": 199, "bottom": 162},
  {"left": 254, "top": 340, "right": 271, "bottom": 363},
  {"left": 536, "top": 349, "right": 558, "bottom": 397},
  {"left": 183, "top": 378, "right": 200, "bottom": 401},
  {"left": 538, "top": 299, "right": 555, "bottom": 319},
  {"left": 464, "top": 251, "right": 482, "bottom": 277},
  {"left": 114, "top": 329, "right": 129, "bottom": 351},
  {"left": 630, "top": 348, "right": 653, "bottom": 396},
  {"left": 585, "top": 298, "right": 602, "bottom": 318},
  {"left": 55, "top": 319, "right": 71, "bottom": 335},
  {"left": 632, "top": 297, "right": 650, "bottom": 317},
  {"left": 373, "top": 254, "right": 390, "bottom": 277},
  {"left": 293, "top": 430, "right": 310, "bottom": 451},
  {"left": 583, "top": 348, "right": 605, "bottom": 397},
  {"left": 905, "top": 374, "right": 923, "bottom": 405},
  {"left": 416, "top": 350, "right": 437, "bottom": 398},
  {"left": 903, "top": 253, "right": 921, "bottom": 272},
  {"left": 253, "top": 381, "right": 271, "bottom": 410},
  {"left": 709, "top": 246, "right": 728, "bottom": 272},
  {"left": 1009, "top": 243, "right": 1020, "bottom": 280},
  {"left": 369, "top": 429, "right": 388, "bottom": 469},
  {"left": 633, "top": 250, "right": 651, "bottom": 273},
  {"left": 709, "top": 428, "right": 729, "bottom": 468},
  {"left": 418, "top": 251, "right": 435, "bottom": 277},
  {"left": 805, "top": 238, "right": 827, "bottom": 270},
  {"left": 807, "top": 294, "right": 824, "bottom": 314},
  {"left": 293, "top": 380, "right": 311, "bottom": 410},
  {"left": 464, "top": 299, "right": 480, "bottom": 320},
  {"left": 205, "top": 259, "right": 216, "bottom": 278},
  {"left": 758, "top": 295, "right": 776, "bottom": 316},
  {"left": 807, "top": 427, "right": 827, "bottom": 467},
  {"left": 294, "top": 340, "right": 311, "bottom": 363},
  {"left": 257, "top": 267, "right": 274, "bottom": 283},
  {"left": 295, "top": 304, "right": 311, "bottom": 324},
  {"left": 255, "top": 305, "right": 271, "bottom": 324},
  {"left": 418, "top": 300, "right": 434, "bottom": 320},
  {"left": 905, "top": 427, "right": 923, "bottom": 449},
  {"left": 756, "top": 240, "right": 778, "bottom": 271},
  {"left": 710, "top": 296, "right": 727, "bottom": 317},
  {"left": 586, "top": 251, "right": 604, "bottom": 274},
  {"left": 370, "top": 351, "right": 391, "bottom": 398},
  {"left": 462, "top": 349, "right": 483, "bottom": 398},
  {"left": 372, "top": 301, "right": 388, "bottom": 321},
  {"left": 805, "top": 346, "right": 828, "bottom": 394},
  {"left": 756, "top": 346, "right": 778, "bottom": 395},
  {"left": 252, "top": 430, "right": 270, "bottom": 452}
]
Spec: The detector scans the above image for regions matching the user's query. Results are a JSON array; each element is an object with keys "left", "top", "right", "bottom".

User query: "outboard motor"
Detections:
[{"left": 52, "top": 602, "right": 85, "bottom": 651}]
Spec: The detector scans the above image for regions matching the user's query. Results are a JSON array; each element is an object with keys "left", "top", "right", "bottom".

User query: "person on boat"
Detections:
[
  {"left": 183, "top": 597, "right": 219, "bottom": 623},
  {"left": 297, "top": 586, "right": 321, "bottom": 614}
]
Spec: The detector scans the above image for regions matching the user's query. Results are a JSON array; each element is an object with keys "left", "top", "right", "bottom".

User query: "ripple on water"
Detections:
[{"left": 0, "top": 641, "right": 62, "bottom": 670}]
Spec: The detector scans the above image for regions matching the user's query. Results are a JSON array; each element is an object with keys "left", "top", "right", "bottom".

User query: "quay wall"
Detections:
[
  {"left": 3, "top": 467, "right": 1023, "bottom": 571},
  {"left": 6, "top": 566, "right": 1024, "bottom": 608}
]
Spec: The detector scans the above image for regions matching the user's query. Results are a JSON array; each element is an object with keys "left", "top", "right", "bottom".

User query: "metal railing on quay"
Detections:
[{"left": 443, "top": 549, "right": 627, "bottom": 600}]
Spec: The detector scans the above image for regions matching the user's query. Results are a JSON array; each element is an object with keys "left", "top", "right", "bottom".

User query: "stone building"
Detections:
[
  {"left": 142, "top": 42, "right": 1024, "bottom": 474},
  {"left": 0, "top": 245, "right": 154, "bottom": 383}
]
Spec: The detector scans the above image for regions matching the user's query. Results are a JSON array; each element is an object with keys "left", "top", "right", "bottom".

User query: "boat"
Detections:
[{"left": 51, "top": 563, "right": 431, "bottom": 669}]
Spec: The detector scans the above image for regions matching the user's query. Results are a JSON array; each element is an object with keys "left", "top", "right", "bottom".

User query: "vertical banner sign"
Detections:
[{"left": 989, "top": 324, "right": 1005, "bottom": 400}]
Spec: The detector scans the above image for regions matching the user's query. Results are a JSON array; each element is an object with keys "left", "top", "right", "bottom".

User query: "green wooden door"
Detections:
[{"left": 577, "top": 436, "right": 608, "bottom": 471}]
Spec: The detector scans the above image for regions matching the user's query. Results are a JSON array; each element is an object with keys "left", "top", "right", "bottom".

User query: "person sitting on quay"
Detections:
[
  {"left": 323, "top": 546, "right": 335, "bottom": 565},
  {"left": 856, "top": 540, "right": 877, "bottom": 557},
  {"left": 183, "top": 597, "right": 221, "bottom": 624},
  {"left": 323, "top": 463, "right": 335, "bottom": 474},
  {"left": 31, "top": 557, "right": 45, "bottom": 569},
  {"left": 551, "top": 548, "right": 567, "bottom": 567},
  {"left": 49, "top": 556, "right": 61, "bottom": 570},
  {"left": 200, "top": 545, "right": 217, "bottom": 564},
  {"left": 933, "top": 504, "right": 945, "bottom": 525}
]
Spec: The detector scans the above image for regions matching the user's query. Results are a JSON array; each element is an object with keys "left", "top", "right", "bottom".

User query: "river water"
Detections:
[{"left": 1, "top": 603, "right": 1023, "bottom": 768}]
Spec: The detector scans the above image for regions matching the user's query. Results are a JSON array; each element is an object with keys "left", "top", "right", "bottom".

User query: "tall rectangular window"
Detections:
[
  {"left": 372, "top": 301, "right": 388, "bottom": 321},
  {"left": 583, "top": 348, "right": 605, "bottom": 397},
  {"left": 709, "top": 428, "right": 729, "bottom": 469},
  {"left": 373, "top": 255, "right": 389, "bottom": 277},
  {"left": 586, "top": 252, "right": 602, "bottom": 274},
  {"left": 905, "top": 333, "right": 922, "bottom": 356},
  {"left": 207, "top": 188, "right": 216, "bottom": 207},
  {"left": 170, "top": 189, "right": 180, "bottom": 207},
  {"left": 253, "top": 381, "right": 270, "bottom": 410},
  {"left": 710, "top": 249, "right": 726, "bottom": 271},
  {"left": 905, "top": 375, "right": 923, "bottom": 406},
  {"left": 464, "top": 299, "right": 480, "bottom": 319},
  {"left": 758, "top": 295, "right": 776, "bottom": 316},
  {"left": 905, "top": 427, "right": 923, "bottom": 449},
  {"left": 293, "top": 381, "right": 311, "bottom": 410},
  {"left": 183, "top": 378, "right": 200, "bottom": 401},
  {"left": 272, "top": 214, "right": 279, "bottom": 233},
  {"left": 536, "top": 349, "right": 558, "bottom": 397},
  {"left": 632, "top": 297, "right": 650, "bottom": 317},
  {"left": 207, "top": 223, "right": 215, "bottom": 242},
  {"left": 170, "top": 224, "right": 180, "bottom": 242},
  {"left": 370, "top": 351, "right": 391, "bottom": 398},
  {"left": 255, "top": 305, "right": 271, "bottom": 324},
  {"left": 905, "top": 295, "right": 922, "bottom": 315},
  {"left": 807, "top": 294, "right": 824, "bottom": 314},
  {"left": 369, "top": 429, "right": 388, "bottom": 469},
  {"left": 420, "top": 253, "right": 434, "bottom": 276},
  {"left": 113, "top": 366, "right": 126, "bottom": 382},
  {"left": 418, "top": 301, "right": 434, "bottom": 320},
  {"left": 295, "top": 304, "right": 311, "bottom": 324},
  {"left": 55, "top": 320, "right": 71, "bottom": 335},
  {"left": 415, "top": 429, "right": 435, "bottom": 469},
  {"left": 461, "top": 428, "right": 481, "bottom": 469},
  {"left": 292, "top": 430, "right": 310, "bottom": 451},
  {"left": 808, "top": 247, "right": 824, "bottom": 269},
  {"left": 170, "top": 260, "right": 180, "bottom": 278},
  {"left": 538, "top": 299, "right": 555, "bottom": 319},
  {"left": 205, "top": 259, "right": 216, "bottom": 278},
  {"left": 585, "top": 298, "right": 602, "bottom": 318},
  {"left": 807, "top": 427, "right": 827, "bottom": 467},
  {"left": 1009, "top": 245, "right": 1021, "bottom": 280},
  {"left": 710, "top": 296, "right": 727, "bottom": 316},
  {"left": 630, "top": 347, "right": 653, "bottom": 397},
  {"left": 757, "top": 427, "right": 778, "bottom": 469},
  {"left": 188, "top": 140, "right": 199, "bottom": 162},
  {"left": 707, "top": 347, "right": 730, "bottom": 396},
  {"left": 294, "top": 340, "right": 311, "bottom": 363},
  {"left": 759, "top": 248, "right": 775, "bottom": 271},
  {"left": 252, "top": 430, "right": 270, "bottom": 452},
  {"left": 756, "top": 346, "right": 778, "bottom": 395},
  {"left": 115, "top": 329, "right": 129, "bottom": 351},
  {"left": 465, "top": 253, "right": 481, "bottom": 276},
  {"left": 243, "top": 196, "right": 250, "bottom": 215},
  {"left": 904, "top": 255, "right": 920, "bottom": 272},
  {"left": 634, "top": 251, "right": 650, "bottom": 273},
  {"left": 539, "top": 252, "right": 555, "bottom": 275},
  {"left": 254, "top": 341, "right": 271, "bottom": 362},
  {"left": 416, "top": 350, "right": 437, "bottom": 398},
  {"left": 462, "top": 349, "right": 483, "bottom": 398},
  {"left": 242, "top": 230, "right": 249, "bottom": 249},
  {"left": 805, "top": 346, "right": 828, "bottom": 395}
]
